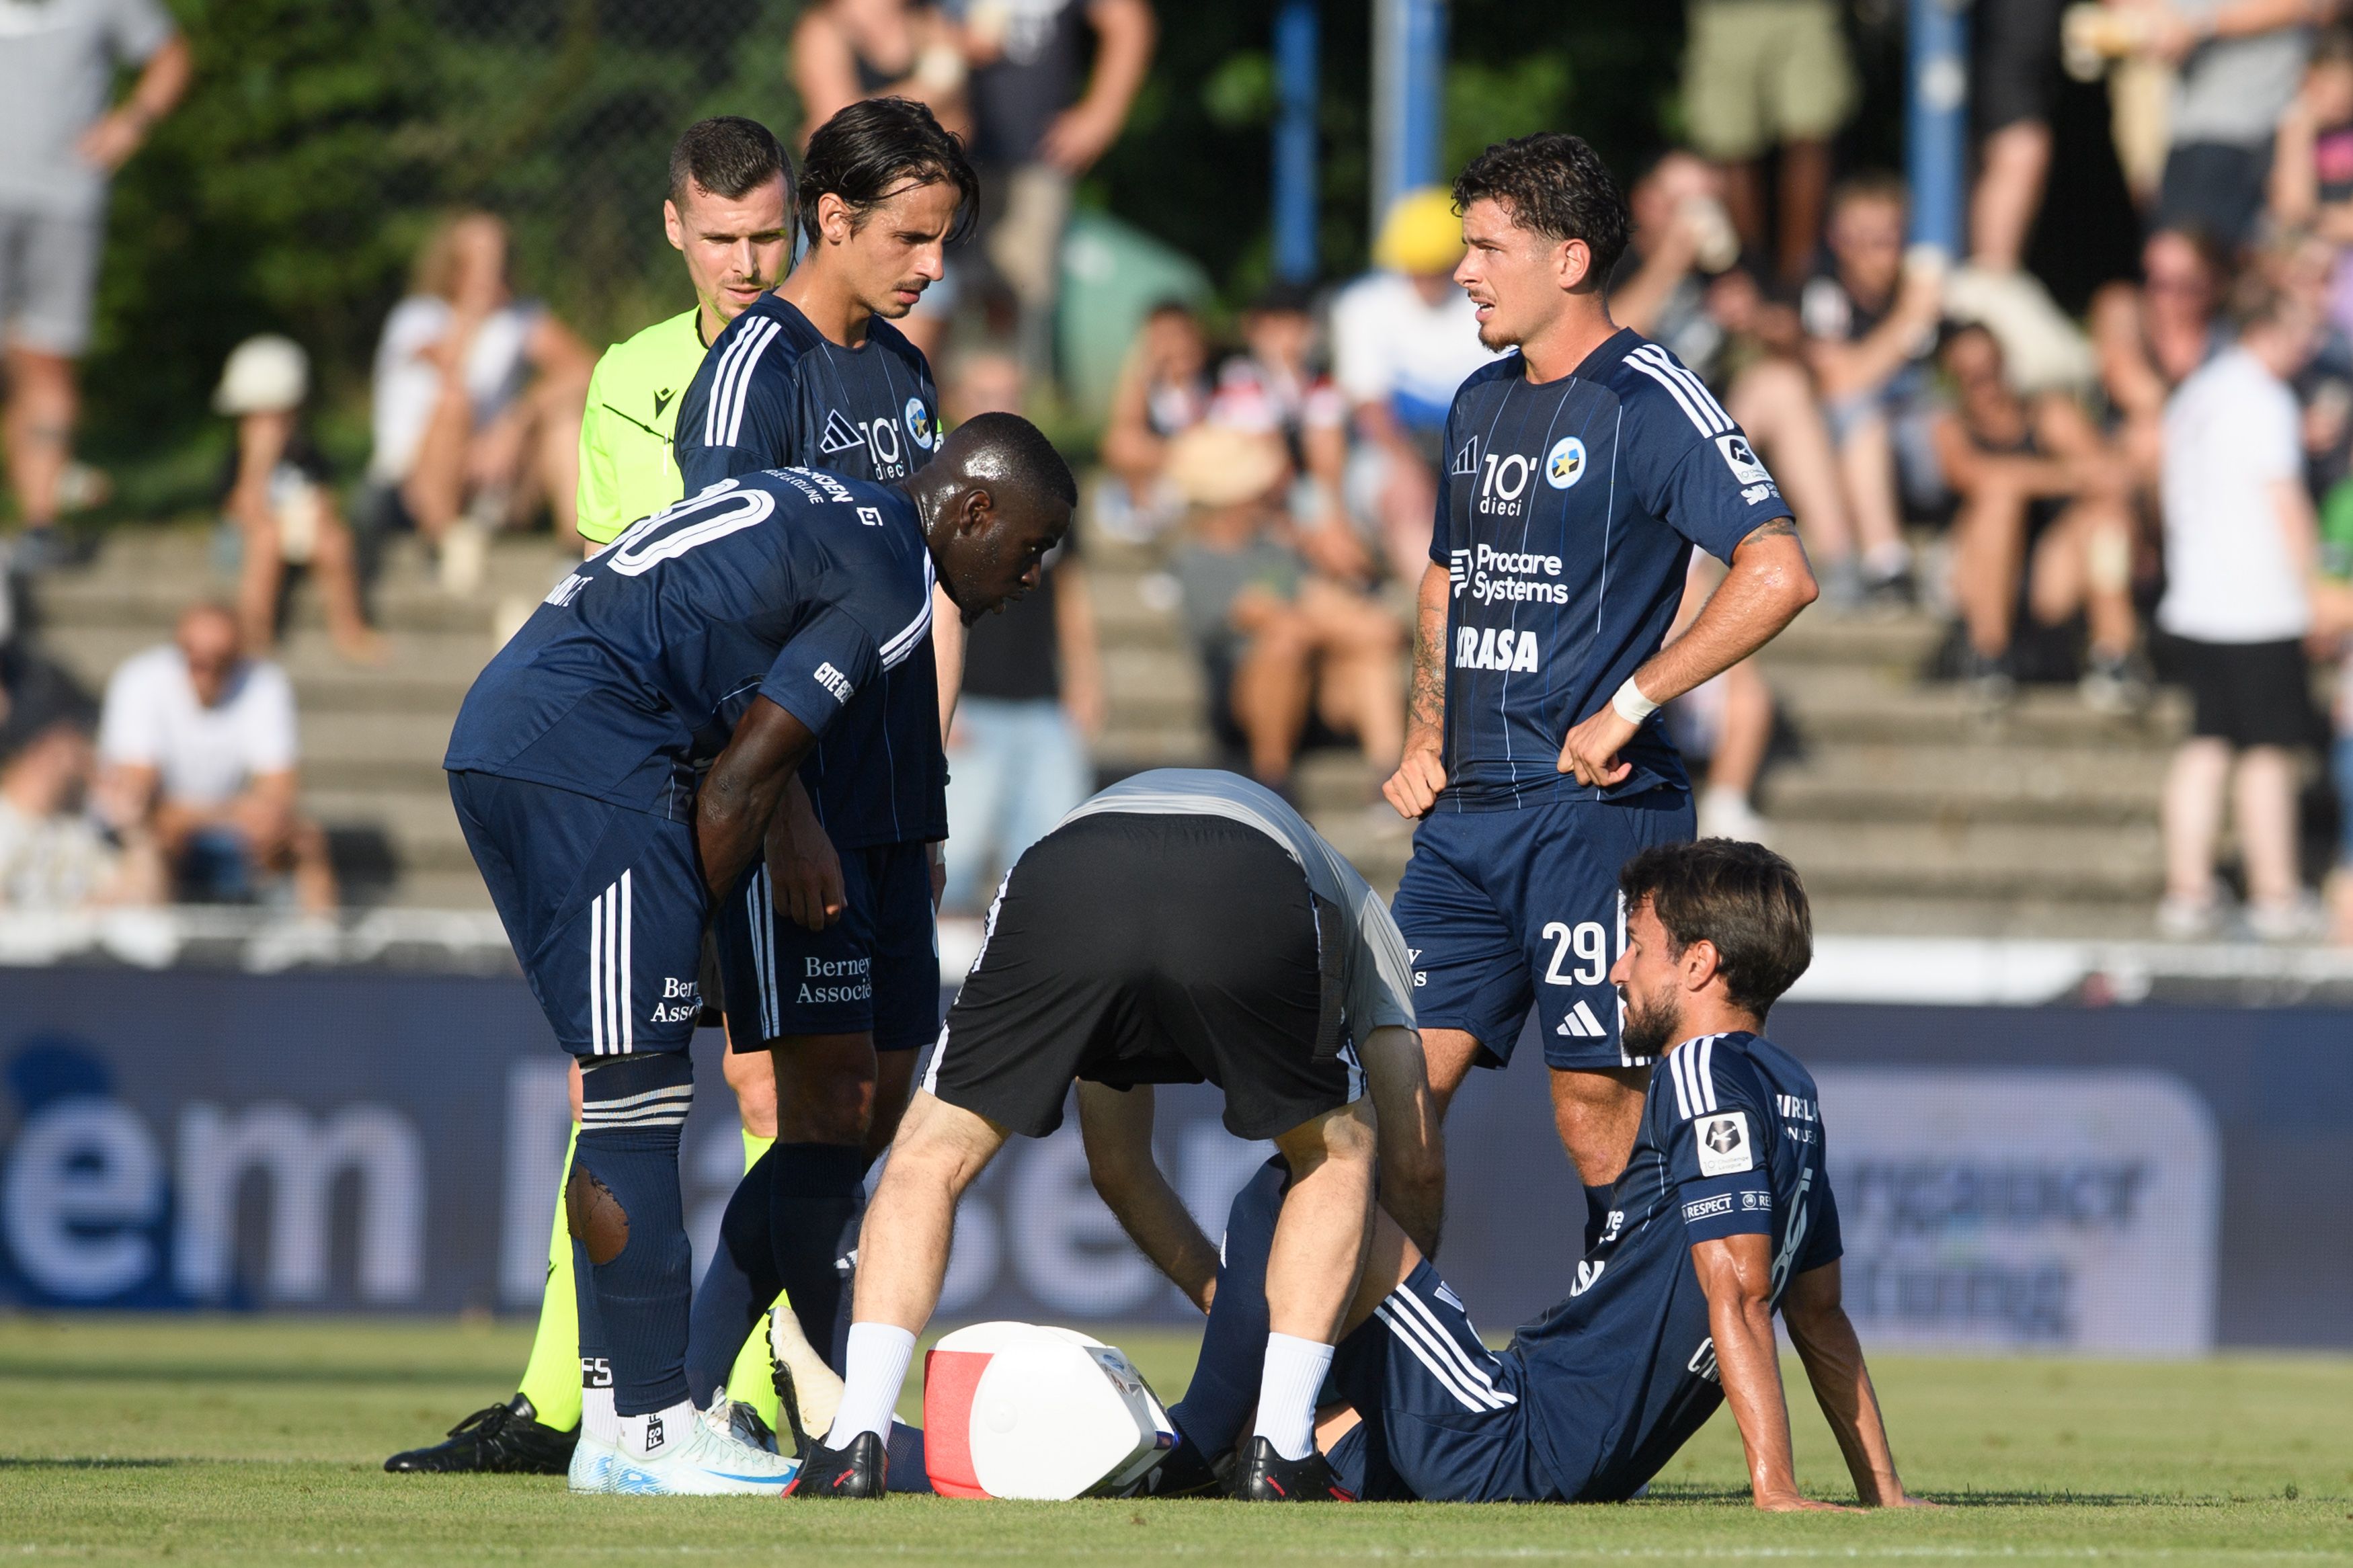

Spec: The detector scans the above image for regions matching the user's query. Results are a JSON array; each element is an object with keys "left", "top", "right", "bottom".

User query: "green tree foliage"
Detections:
[{"left": 78, "top": 0, "right": 1710, "bottom": 512}]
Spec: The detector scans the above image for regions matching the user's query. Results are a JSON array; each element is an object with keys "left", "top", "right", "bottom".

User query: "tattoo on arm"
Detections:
[
  {"left": 1408, "top": 607, "right": 1447, "bottom": 735},
  {"left": 1741, "top": 516, "right": 1798, "bottom": 545}
]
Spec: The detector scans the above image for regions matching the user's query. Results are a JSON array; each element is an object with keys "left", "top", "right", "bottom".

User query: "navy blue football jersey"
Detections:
[
  {"left": 1511, "top": 1030, "right": 1841, "bottom": 1501},
  {"left": 1431, "top": 329, "right": 1794, "bottom": 810},
  {"left": 444, "top": 470, "right": 935, "bottom": 814},
  {"left": 674, "top": 296, "right": 946, "bottom": 848}
]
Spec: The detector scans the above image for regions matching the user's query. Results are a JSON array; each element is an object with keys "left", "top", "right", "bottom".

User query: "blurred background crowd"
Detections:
[{"left": 5, "top": 0, "right": 2353, "bottom": 950}]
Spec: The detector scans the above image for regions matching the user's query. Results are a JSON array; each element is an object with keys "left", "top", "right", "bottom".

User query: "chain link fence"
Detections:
[{"left": 85, "top": 0, "right": 811, "bottom": 504}]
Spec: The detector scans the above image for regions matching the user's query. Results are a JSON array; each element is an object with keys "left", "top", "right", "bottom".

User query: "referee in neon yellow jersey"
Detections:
[
  {"left": 385, "top": 116, "right": 801, "bottom": 1475},
  {"left": 577, "top": 117, "right": 797, "bottom": 550}
]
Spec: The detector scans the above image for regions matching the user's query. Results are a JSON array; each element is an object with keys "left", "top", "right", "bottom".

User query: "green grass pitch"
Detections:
[{"left": 2, "top": 1316, "right": 2348, "bottom": 1565}]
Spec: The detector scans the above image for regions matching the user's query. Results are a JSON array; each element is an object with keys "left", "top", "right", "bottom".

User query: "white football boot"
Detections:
[
  {"left": 567, "top": 1431, "right": 619, "bottom": 1494},
  {"left": 605, "top": 1402, "right": 802, "bottom": 1496}
]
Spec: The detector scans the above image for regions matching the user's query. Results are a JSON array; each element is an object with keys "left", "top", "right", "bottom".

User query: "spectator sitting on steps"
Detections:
[
  {"left": 96, "top": 603, "right": 336, "bottom": 914},
  {"left": 360, "top": 211, "right": 598, "bottom": 588},
  {"left": 0, "top": 720, "right": 163, "bottom": 911},
  {"left": 1928, "top": 321, "right": 2144, "bottom": 710},
  {"left": 1166, "top": 424, "right": 1403, "bottom": 792},
  {"left": 214, "top": 335, "right": 381, "bottom": 665}
]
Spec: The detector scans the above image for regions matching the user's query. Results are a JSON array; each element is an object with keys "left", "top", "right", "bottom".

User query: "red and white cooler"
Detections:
[{"left": 922, "top": 1321, "right": 1176, "bottom": 1499}]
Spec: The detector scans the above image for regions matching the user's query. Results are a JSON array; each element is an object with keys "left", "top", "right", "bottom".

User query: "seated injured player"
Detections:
[
  {"left": 793, "top": 767, "right": 1442, "bottom": 1500},
  {"left": 1125, "top": 839, "right": 1936, "bottom": 1510}
]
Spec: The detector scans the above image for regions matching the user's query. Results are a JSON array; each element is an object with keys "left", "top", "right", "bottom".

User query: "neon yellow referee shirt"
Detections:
[{"left": 575, "top": 307, "right": 711, "bottom": 546}]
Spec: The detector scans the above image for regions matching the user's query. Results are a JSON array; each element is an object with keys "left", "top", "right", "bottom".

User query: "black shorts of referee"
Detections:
[{"left": 924, "top": 811, "right": 1364, "bottom": 1142}]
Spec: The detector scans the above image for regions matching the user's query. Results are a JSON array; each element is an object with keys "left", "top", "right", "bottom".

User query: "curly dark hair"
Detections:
[
  {"left": 800, "top": 96, "right": 979, "bottom": 248},
  {"left": 1618, "top": 838, "right": 1814, "bottom": 1019},
  {"left": 1451, "top": 132, "right": 1630, "bottom": 283}
]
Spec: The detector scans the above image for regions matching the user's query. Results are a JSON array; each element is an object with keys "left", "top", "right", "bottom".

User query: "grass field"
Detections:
[{"left": 2, "top": 1317, "right": 2348, "bottom": 1565}]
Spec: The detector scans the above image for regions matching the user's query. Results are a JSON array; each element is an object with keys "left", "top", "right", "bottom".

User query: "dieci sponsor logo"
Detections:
[{"left": 1814, "top": 1068, "right": 2221, "bottom": 1354}]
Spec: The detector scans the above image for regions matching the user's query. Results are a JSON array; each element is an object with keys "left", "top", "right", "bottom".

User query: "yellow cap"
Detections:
[{"left": 1374, "top": 188, "right": 1465, "bottom": 276}]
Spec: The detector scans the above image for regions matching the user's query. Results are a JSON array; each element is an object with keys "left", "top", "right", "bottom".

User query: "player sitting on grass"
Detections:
[
  {"left": 1125, "top": 839, "right": 1936, "bottom": 1510},
  {"left": 789, "top": 768, "right": 1441, "bottom": 1500},
  {"left": 440, "top": 414, "right": 1071, "bottom": 1495}
]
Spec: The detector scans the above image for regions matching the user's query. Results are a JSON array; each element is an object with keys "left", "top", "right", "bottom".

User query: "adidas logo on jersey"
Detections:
[
  {"left": 1456, "top": 625, "right": 1542, "bottom": 673},
  {"left": 819, "top": 409, "right": 866, "bottom": 456},
  {"left": 1556, "top": 999, "right": 1607, "bottom": 1038},
  {"left": 1450, "top": 435, "right": 1480, "bottom": 477}
]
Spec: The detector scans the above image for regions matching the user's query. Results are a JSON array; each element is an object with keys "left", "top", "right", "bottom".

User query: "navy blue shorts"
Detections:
[
  {"left": 450, "top": 771, "right": 708, "bottom": 1057},
  {"left": 713, "top": 839, "right": 940, "bottom": 1051},
  {"left": 1326, "top": 1260, "right": 1556, "bottom": 1503},
  {"left": 1390, "top": 791, "right": 1692, "bottom": 1071}
]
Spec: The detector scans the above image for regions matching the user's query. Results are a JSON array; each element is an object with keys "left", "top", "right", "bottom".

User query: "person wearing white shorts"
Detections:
[{"left": 0, "top": 0, "right": 189, "bottom": 565}]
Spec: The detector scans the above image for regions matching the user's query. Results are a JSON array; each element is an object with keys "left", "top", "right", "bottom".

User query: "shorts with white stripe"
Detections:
[
  {"left": 712, "top": 838, "right": 941, "bottom": 1050},
  {"left": 450, "top": 770, "right": 708, "bottom": 1057},
  {"left": 1326, "top": 1260, "right": 1554, "bottom": 1503}
]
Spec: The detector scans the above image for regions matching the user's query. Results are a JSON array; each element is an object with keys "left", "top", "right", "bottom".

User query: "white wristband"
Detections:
[{"left": 1611, "top": 675, "right": 1659, "bottom": 725}]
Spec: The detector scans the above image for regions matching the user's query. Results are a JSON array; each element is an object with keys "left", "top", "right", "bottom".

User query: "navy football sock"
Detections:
[
  {"left": 1168, "top": 1155, "right": 1287, "bottom": 1460},
  {"left": 573, "top": 1234, "right": 614, "bottom": 1432},
  {"left": 684, "top": 1147, "right": 778, "bottom": 1407},
  {"left": 768, "top": 1141, "right": 865, "bottom": 1372},
  {"left": 1582, "top": 1184, "right": 1616, "bottom": 1253},
  {"left": 885, "top": 1420, "right": 932, "bottom": 1493},
  {"left": 574, "top": 1055, "right": 694, "bottom": 1417}
]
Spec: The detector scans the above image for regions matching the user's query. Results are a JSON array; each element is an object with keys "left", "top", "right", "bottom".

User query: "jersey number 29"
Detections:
[{"left": 1541, "top": 919, "right": 1610, "bottom": 986}]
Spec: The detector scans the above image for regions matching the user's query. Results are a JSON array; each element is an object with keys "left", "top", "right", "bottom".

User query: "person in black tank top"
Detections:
[{"left": 1928, "top": 321, "right": 2141, "bottom": 705}]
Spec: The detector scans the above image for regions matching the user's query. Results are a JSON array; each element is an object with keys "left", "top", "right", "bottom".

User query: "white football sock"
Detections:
[
  {"left": 580, "top": 1385, "right": 619, "bottom": 1448},
  {"left": 1252, "top": 1332, "right": 1335, "bottom": 1462},
  {"left": 617, "top": 1397, "right": 696, "bottom": 1460},
  {"left": 827, "top": 1322, "right": 916, "bottom": 1448}
]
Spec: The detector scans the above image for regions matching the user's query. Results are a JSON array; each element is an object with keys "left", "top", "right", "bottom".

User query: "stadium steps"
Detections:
[
  {"left": 36, "top": 520, "right": 2186, "bottom": 938},
  {"left": 28, "top": 524, "right": 560, "bottom": 911},
  {"left": 1080, "top": 530, "right": 2184, "bottom": 935}
]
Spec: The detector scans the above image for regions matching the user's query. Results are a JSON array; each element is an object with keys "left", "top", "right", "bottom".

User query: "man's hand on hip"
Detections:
[{"left": 1558, "top": 707, "right": 1639, "bottom": 788}]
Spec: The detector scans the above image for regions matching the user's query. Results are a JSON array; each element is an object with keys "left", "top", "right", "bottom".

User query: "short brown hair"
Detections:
[
  {"left": 1618, "top": 839, "right": 1813, "bottom": 1018},
  {"left": 668, "top": 116, "right": 791, "bottom": 210}
]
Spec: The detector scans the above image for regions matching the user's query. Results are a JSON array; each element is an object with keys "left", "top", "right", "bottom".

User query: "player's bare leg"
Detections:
[
  {"left": 1390, "top": 1026, "right": 1484, "bottom": 1251},
  {"left": 1548, "top": 1065, "right": 1648, "bottom": 1188},
  {"left": 1240, "top": 1100, "right": 1378, "bottom": 1490},
  {"left": 793, "top": 1091, "right": 1006, "bottom": 1494},
  {"left": 723, "top": 1044, "right": 779, "bottom": 1139}
]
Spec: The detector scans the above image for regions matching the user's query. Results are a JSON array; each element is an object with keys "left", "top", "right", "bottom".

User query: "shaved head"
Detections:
[{"left": 908, "top": 412, "right": 1075, "bottom": 622}]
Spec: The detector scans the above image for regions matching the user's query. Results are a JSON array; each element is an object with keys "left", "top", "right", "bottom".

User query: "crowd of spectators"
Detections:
[{"left": 9, "top": 0, "right": 2353, "bottom": 941}]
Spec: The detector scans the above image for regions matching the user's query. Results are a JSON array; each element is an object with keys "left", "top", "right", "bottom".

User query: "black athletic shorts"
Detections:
[
  {"left": 2157, "top": 634, "right": 2325, "bottom": 750},
  {"left": 923, "top": 811, "right": 1363, "bottom": 1142},
  {"left": 1972, "top": 0, "right": 2065, "bottom": 134}
]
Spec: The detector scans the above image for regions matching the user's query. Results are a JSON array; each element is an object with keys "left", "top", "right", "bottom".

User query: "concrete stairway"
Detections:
[
  {"left": 1084, "top": 529, "right": 2180, "bottom": 938},
  {"left": 28, "top": 526, "right": 569, "bottom": 911},
  {"left": 34, "top": 520, "right": 2180, "bottom": 936}
]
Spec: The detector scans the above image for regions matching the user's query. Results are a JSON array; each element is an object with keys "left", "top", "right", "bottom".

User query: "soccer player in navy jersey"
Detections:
[
  {"left": 1381, "top": 134, "right": 1820, "bottom": 1255},
  {"left": 442, "top": 416, "right": 1073, "bottom": 1493},
  {"left": 670, "top": 98, "right": 977, "bottom": 1393},
  {"left": 1134, "top": 840, "right": 1933, "bottom": 1511}
]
